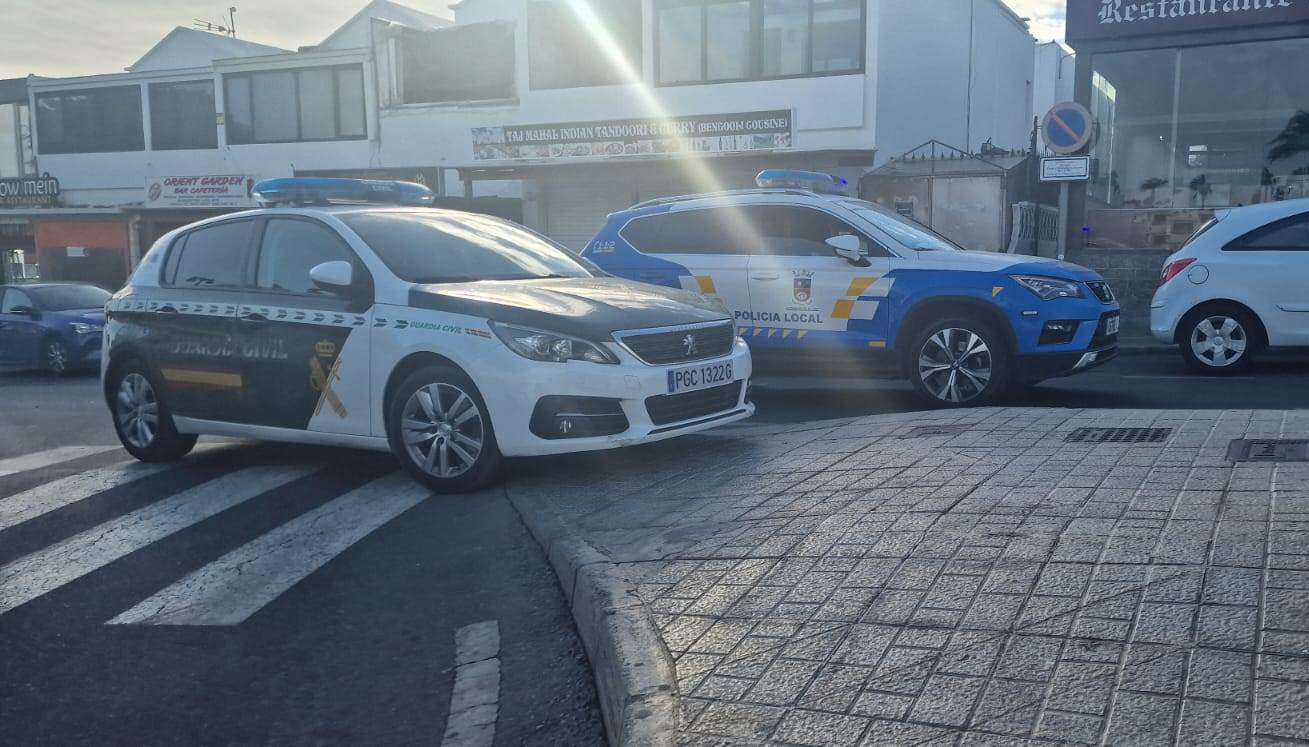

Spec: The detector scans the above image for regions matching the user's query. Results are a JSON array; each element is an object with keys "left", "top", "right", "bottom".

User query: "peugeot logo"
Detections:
[{"left": 682, "top": 333, "right": 698, "bottom": 357}]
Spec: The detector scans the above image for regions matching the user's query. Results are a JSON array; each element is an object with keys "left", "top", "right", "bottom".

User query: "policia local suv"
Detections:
[
  {"left": 102, "top": 178, "right": 753, "bottom": 492},
  {"left": 584, "top": 170, "right": 1121, "bottom": 407}
]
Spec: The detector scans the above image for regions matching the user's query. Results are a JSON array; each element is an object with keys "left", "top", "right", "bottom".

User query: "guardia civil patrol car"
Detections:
[
  {"left": 582, "top": 171, "right": 1120, "bottom": 406},
  {"left": 102, "top": 178, "right": 752, "bottom": 492}
]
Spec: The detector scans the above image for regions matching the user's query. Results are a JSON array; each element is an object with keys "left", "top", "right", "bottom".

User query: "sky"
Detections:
[{"left": 0, "top": 0, "right": 1067, "bottom": 81}]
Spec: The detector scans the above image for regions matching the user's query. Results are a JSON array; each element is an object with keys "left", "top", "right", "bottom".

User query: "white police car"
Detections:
[
  {"left": 582, "top": 171, "right": 1120, "bottom": 406},
  {"left": 102, "top": 178, "right": 753, "bottom": 492}
]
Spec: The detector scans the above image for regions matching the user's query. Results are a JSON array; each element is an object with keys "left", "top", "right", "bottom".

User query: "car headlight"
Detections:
[
  {"left": 70, "top": 322, "right": 103, "bottom": 335},
  {"left": 1011, "top": 275, "right": 1084, "bottom": 301},
  {"left": 489, "top": 322, "right": 618, "bottom": 364}
]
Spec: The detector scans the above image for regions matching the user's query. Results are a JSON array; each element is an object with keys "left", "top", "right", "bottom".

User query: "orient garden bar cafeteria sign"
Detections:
[
  {"left": 1068, "top": 0, "right": 1309, "bottom": 42},
  {"left": 472, "top": 110, "right": 792, "bottom": 162},
  {"left": 144, "top": 175, "right": 257, "bottom": 208}
]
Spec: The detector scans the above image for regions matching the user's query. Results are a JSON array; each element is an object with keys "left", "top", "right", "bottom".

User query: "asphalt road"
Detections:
[
  {"left": 1, "top": 348, "right": 1306, "bottom": 744},
  {"left": 0, "top": 373, "right": 605, "bottom": 746},
  {"left": 749, "top": 348, "right": 1309, "bottom": 422}
]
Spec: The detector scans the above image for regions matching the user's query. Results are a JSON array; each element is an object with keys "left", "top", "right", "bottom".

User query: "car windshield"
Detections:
[
  {"left": 27, "top": 285, "right": 112, "bottom": 311},
  {"left": 342, "top": 211, "right": 596, "bottom": 284},
  {"left": 839, "top": 199, "right": 964, "bottom": 251}
]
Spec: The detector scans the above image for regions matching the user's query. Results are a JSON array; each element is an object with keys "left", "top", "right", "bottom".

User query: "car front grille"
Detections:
[
  {"left": 1092, "top": 311, "right": 1120, "bottom": 347},
  {"left": 619, "top": 322, "right": 735, "bottom": 365},
  {"left": 645, "top": 381, "right": 743, "bottom": 426},
  {"left": 1086, "top": 281, "right": 1115, "bottom": 303}
]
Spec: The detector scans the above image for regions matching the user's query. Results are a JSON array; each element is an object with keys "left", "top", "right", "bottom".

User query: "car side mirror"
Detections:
[
  {"left": 826, "top": 234, "right": 870, "bottom": 267},
  {"left": 309, "top": 261, "right": 354, "bottom": 293}
]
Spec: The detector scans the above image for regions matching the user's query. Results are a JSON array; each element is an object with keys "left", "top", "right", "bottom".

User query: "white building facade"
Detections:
[{"left": 13, "top": 0, "right": 1037, "bottom": 288}]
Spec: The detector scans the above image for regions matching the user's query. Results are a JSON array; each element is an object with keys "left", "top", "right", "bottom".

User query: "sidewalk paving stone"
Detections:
[{"left": 511, "top": 407, "right": 1309, "bottom": 744}]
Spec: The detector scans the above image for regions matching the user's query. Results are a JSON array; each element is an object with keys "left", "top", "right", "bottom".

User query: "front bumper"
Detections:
[
  {"left": 1017, "top": 343, "right": 1118, "bottom": 381},
  {"left": 479, "top": 336, "right": 754, "bottom": 457}
]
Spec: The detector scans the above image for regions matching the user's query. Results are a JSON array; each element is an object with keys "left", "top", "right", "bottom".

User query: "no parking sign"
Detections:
[{"left": 1041, "top": 102, "right": 1095, "bottom": 155}]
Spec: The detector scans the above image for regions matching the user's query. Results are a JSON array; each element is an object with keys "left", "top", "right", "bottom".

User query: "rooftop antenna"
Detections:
[{"left": 193, "top": 6, "right": 237, "bottom": 37}]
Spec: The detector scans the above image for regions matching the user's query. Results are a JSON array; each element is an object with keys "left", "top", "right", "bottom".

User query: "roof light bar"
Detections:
[
  {"left": 755, "top": 169, "right": 850, "bottom": 195},
  {"left": 251, "top": 177, "right": 437, "bottom": 208}
]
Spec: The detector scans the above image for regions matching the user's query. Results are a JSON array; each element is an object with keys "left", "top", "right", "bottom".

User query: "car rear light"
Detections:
[{"left": 1160, "top": 257, "right": 1197, "bottom": 285}]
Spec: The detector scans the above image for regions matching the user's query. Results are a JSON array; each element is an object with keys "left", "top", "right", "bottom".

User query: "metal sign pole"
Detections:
[{"left": 1057, "top": 182, "right": 1069, "bottom": 261}]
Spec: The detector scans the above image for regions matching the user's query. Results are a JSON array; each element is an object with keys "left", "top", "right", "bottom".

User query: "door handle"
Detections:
[
  {"left": 751, "top": 274, "right": 781, "bottom": 281},
  {"left": 157, "top": 305, "right": 178, "bottom": 314},
  {"left": 239, "top": 313, "right": 268, "bottom": 326}
]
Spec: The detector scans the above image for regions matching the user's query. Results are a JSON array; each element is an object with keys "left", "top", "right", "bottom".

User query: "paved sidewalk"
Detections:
[{"left": 510, "top": 408, "right": 1309, "bottom": 745}]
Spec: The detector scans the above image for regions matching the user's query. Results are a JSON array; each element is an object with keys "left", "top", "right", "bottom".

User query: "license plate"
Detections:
[
  {"left": 667, "top": 361, "right": 734, "bottom": 394},
  {"left": 1105, "top": 315, "right": 1120, "bottom": 336}
]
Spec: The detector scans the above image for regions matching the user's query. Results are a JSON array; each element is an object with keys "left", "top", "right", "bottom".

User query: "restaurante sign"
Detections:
[
  {"left": 472, "top": 110, "right": 792, "bottom": 162},
  {"left": 1068, "top": 0, "right": 1309, "bottom": 42}
]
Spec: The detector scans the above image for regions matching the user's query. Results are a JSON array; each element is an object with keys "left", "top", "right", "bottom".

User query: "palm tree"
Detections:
[
  {"left": 1190, "top": 174, "right": 1212, "bottom": 209},
  {"left": 1140, "top": 177, "right": 1168, "bottom": 206},
  {"left": 1268, "top": 110, "right": 1309, "bottom": 164}
]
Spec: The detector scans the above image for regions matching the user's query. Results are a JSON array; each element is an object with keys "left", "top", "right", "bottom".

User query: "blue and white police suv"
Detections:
[
  {"left": 582, "top": 171, "right": 1120, "bottom": 407},
  {"left": 102, "top": 178, "right": 752, "bottom": 492}
]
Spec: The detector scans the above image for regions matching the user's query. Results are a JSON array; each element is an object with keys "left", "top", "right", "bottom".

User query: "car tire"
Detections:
[
  {"left": 109, "top": 360, "right": 198, "bottom": 462},
  {"left": 1178, "top": 305, "right": 1261, "bottom": 375},
  {"left": 43, "top": 337, "right": 71, "bottom": 377},
  {"left": 387, "top": 364, "right": 502, "bottom": 493},
  {"left": 907, "top": 317, "right": 1012, "bottom": 408}
]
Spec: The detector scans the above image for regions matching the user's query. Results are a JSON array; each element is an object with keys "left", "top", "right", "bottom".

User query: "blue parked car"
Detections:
[{"left": 0, "top": 283, "right": 110, "bottom": 375}]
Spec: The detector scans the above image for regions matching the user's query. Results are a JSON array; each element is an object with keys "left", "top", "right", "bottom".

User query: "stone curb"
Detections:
[{"left": 505, "top": 486, "right": 678, "bottom": 747}]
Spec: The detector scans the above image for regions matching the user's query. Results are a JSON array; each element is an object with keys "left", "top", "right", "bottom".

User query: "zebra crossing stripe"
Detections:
[
  {"left": 0, "top": 446, "right": 120, "bottom": 478},
  {"left": 0, "top": 461, "right": 174, "bottom": 532},
  {"left": 0, "top": 465, "right": 317, "bottom": 616},
  {"left": 108, "top": 474, "right": 429, "bottom": 626}
]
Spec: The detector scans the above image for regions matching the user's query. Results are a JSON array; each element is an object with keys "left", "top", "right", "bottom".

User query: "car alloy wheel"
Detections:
[
  {"left": 1190, "top": 315, "right": 1248, "bottom": 368},
  {"left": 116, "top": 372, "right": 160, "bottom": 449},
  {"left": 918, "top": 328, "right": 994, "bottom": 404},
  {"left": 45, "top": 339, "right": 69, "bottom": 375},
  {"left": 400, "top": 382, "right": 485, "bottom": 479}
]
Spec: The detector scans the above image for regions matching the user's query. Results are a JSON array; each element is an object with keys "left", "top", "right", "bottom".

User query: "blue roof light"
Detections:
[
  {"left": 251, "top": 177, "right": 437, "bottom": 208},
  {"left": 755, "top": 169, "right": 850, "bottom": 195}
]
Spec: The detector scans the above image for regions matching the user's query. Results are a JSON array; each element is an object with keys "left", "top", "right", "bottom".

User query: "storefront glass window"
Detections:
[
  {"left": 528, "top": 0, "right": 642, "bottom": 90},
  {"left": 655, "top": 0, "right": 863, "bottom": 85},
  {"left": 811, "top": 0, "right": 862, "bottom": 73},
  {"left": 706, "top": 1, "right": 752, "bottom": 81},
  {"left": 224, "top": 65, "right": 368, "bottom": 144},
  {"left": 149, "top": 80, "right": 217, "bottom": 150},
  {"left": 35, "top": 86, "right": 144, "bottom": 154},
  {"left": 657, "top": 4, "right": 704, "bottom": 84},
  {"left": 762, "top": 0, "right": 809, "bottom": 77},
  {"left": 1088, "top": 38, "right": 1309, "bottom": 250}
]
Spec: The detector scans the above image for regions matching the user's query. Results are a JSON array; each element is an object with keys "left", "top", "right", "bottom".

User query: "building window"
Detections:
[
  {"left": 529, "top": 0, "right": 642, "bottom": 89},
  {"left": 0, "top": 102, "right": 36, "bottom": 177},
  {"left": 655, "top": 0, "right": 863, "bottom": 86},
  {"left": 35, "top": 85, "right": 144, "bottom": 154},
  {"left": 1088, "top": 38, "right": 1309, "bottom": 250},
  {"left": 149, "top": 80, "right": 218, "bottom": 150},
  {"left": 223, "top": 65, "right": 367, "bottom": 145},
  {"left": 400, "top": 23, "right": 515, "bottom": 104}
]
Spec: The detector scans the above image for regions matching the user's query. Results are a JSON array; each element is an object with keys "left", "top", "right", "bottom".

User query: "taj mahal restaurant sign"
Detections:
[{"left": 1067, "top": 0, "right": 1309, "bottom": 42}]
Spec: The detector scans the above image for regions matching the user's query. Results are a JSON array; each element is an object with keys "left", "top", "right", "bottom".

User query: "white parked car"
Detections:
[{"left": 1151, "top": 199, "right": 1309, "bottom": 373}]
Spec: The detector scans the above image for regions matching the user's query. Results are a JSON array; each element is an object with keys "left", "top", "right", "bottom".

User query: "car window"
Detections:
[
  {"left": 839, "top": 199, "right": 962, "bottom": 251},
  {"left": 1225, "top": 213, "right": 1309, "bottom": 251},
  {"left": 621, "top": 206, "right": 760, "bottom": 255},
  {"left": 1, "top": 288, "right": 32, "bottom": 313},
  {"left": 167, "top": 220, "right": 255, "bottom": 288},
  {"left": 753, "top": 205, "right": 889, "bottom": 257},
  {"left": 27, "top": 285, "right": 111, "bottom": 311},
  {"left": 341, "top": 211, "right": 593, "bottom": 284},
  {"left": 256, "top": 218, "right": 357, "bottom": 295}
]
